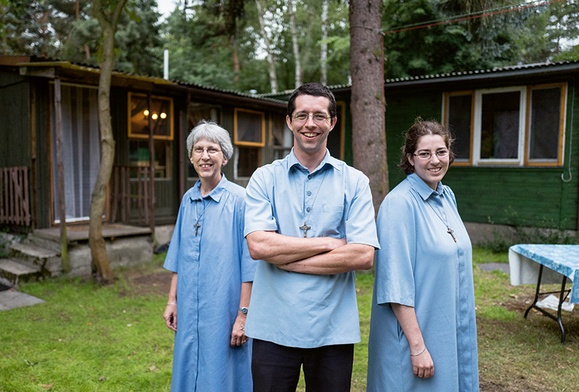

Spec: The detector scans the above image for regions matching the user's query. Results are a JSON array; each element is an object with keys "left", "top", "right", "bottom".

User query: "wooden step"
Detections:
[{"left": 0, "top": 258, "right": 41, "bottom": 288}]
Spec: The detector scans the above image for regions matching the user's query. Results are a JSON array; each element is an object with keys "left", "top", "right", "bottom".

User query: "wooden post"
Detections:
[
  {"left": 147, "top": 93, "right": 156, "bottom": 235},
  {"left": 53, "top": 79, "right": 70, "bottom": 273}
]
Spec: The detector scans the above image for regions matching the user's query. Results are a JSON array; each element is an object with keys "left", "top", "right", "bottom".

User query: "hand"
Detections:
[
  {"left": 230, "top": 315, "right": 249, "bottom": 347},
  {"left": 163, "top": 303, "right": 177, "bottom": 331},
  {"left": 411, "top": 348, "right": 434, "bottom": 379}
]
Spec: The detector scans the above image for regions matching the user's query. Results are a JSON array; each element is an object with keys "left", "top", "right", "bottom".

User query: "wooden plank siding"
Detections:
[
  {"left": 444, "top": 167, "right": 576, "bottom": 229},
  {"left": 0, "top": 72, "right": 31, "bottom": 168},
  {"left": 0, "top": 166, "right": 31, "bottom": 226}
]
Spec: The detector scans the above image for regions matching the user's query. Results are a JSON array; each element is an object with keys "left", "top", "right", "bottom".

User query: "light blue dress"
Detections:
[
  {"left": 164, "top": 175, "right": 255, "bottom": 392},
  {"left": 367, "top": 173, "right": 479, "bottom": 392},
  {"left": 244, "top": 149, "right": 380, "bottom": 348}
]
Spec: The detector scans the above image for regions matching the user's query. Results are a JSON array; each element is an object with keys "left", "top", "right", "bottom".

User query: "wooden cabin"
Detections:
[{"left": 0, "top": 55, "right": 288, "bottom": 233}]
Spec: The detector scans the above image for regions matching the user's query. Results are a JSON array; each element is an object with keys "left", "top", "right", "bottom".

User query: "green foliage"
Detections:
[
  {"left": 1, "top": 0, "right": 578, "bottom": 92},
  {"left": 382, "top": 0, "right": 534, "bottom": 78}
]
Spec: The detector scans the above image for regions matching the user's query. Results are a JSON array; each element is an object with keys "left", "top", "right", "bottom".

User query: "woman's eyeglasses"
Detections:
[
  {"left": 192, "top": 147, "right": 222, "bottom": 156},
  {"left": 413, "top": 149, "right": 449, "bottom": 160}
]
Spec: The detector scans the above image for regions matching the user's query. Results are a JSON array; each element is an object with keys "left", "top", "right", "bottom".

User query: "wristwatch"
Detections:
[{"left": 239, "top": 307, "right": 249, "bottom": 315}]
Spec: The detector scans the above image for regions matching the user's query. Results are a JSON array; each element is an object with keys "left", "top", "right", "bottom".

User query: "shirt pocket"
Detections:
[{"left": 310, "top": 204, "right": 344, "bottom": 237}]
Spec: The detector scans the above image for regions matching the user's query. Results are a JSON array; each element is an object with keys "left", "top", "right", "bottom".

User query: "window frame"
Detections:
[
  {"left": 442, "top": 91, "right": 474, "bottom": 166},
  {"left": 524, "top": 83, "right": 566, "bottom": 167},
  {"left": 234, "top": 108, "right": 265, "bottom": 147},
  {"left": 473, "top": 86, "right": 526, "bottom": 166},
  {"left": 127, "top": 92, "right": 174, "bottom": 141}
]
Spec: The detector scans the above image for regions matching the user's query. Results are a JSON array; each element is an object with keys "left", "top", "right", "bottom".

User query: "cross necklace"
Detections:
[
  {"left": 299, "top": 170, "right": 328, "bottom": 238},
  {"left": 426, "top": 198, "right": 457, "bottom": 243},
  {"left": 193, "top": 200, "right": 208, "bottom": 236}
]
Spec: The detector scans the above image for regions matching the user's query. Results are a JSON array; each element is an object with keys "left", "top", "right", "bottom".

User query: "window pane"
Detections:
[
  {"left": 447, "top": 94, "right": 472, "bottom": 160},
  {"left": 129, "top": 140, "right": 172, "bottom": 178},
  {"left": 235, "top": 109, "right": 264, "bottom": 146},
  {"left": 129, "top": 94, "right": 173, "bottom": 139},
  {"left": 529, "top": 87, "right": 561, "bottom": 160},
  {"left": 237, "top": 146, "right": 260, "bottom": 177},
  {"left": 480, "top": 91, "right": 520, "bottom": 159}
]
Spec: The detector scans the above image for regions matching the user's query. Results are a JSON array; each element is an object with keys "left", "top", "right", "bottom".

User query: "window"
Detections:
[
  {"left": 527, "top": 85, "right": 565, "bottom": 165},
  {"left": 445, "top": 92, "right": 473, "bottom": 162},
  {"left": 234, "top": 108, "right": 265, "bottom": 146},
  {"left": 128, "top": 93, "right": 174, "bottom": 178},
  {"left": 233, "top": 108, "right": 265, "bottom": 178},
  {"left": 443, "top": 83, "right": 566, "bottom": 167},
  {"left": 52, "top": 84, "right": 100, "bottom": 223},
  {"left": 477, "top": 88, "right": 523, "bottom": 162},
  {"left": 128, "top": 93, "right": 173, "bottom": 139}
]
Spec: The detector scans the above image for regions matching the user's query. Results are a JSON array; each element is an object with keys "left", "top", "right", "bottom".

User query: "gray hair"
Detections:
[{"left": 186, "top": 121, "right": 234, "bottom": 160}]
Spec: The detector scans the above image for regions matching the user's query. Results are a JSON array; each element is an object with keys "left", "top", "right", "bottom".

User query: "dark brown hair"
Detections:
[
  {"left": 287, "top": 82, "right": 337, "bottom": 120},
  {"left": 399, "top": 118, "right": 455, "bottom": 174}
]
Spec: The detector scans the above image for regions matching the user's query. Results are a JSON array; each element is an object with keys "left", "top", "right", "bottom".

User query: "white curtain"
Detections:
[{"left": 52, "top": 85, "right": 101, "bottom": 222}]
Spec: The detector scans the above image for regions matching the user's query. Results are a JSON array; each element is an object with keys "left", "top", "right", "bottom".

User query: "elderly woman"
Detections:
[
  {"left": 367, "top": 119, "right": 479, "bottom": 391},
  {"left": 163, "top": 121, "right": 255, "bottom": 391}
]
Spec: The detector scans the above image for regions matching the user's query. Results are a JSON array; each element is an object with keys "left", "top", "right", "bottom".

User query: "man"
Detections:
[{"left": 244, "top": 82, "right": 379, "bottom": 391}]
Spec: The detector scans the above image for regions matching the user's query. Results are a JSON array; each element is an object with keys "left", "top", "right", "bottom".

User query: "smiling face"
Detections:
[
  {"left": 286, "top": 95, "right": 337, "bottom": 163},
  {"left": 190, "top": 138, "right": 227, "bottom": 184},
  {"left": 408, "top": 134, "right": 450, "bottom": 190}
]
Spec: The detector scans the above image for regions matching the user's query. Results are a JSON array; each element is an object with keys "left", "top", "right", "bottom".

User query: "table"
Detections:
[{"left": 508, "top": 244, "right": 579, "bottom": 343}]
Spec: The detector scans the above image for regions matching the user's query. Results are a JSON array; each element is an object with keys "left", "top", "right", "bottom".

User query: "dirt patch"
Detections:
[{"left": 120, "top": 267, "right": 171, "bottom": 297}]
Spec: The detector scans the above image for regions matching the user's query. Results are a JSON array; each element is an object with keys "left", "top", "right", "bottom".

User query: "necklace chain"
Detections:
[
  {"left": 426, "top": 197, "right": 457, "bottom": 243},
  {"left": 194, "top": 199, "right": 208, "bottom": 236}
]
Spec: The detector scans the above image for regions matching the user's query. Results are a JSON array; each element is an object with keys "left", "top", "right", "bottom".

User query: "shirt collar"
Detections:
[
  {"left": 407, "top": 173, "right": 446, "bottom": 201},
  {"left": 288, "top": 148, "right": 341, "bottom": 174},
  {"left": 189, "top": 174, "right": 228, "bottom": 202}
]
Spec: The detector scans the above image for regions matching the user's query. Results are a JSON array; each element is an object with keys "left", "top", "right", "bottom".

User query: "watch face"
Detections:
[{"left": 240, "top": 307, "right": 248, "bottom": 314}]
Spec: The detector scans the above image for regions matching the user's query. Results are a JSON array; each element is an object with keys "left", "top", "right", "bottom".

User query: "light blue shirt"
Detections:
[
  {"left": 244, "top": 149, "right": 379, "bottom": 348},
  {"left": 367, "top": 173, "right": 479, "bottom": 392},
  {"left": 164, "top": 175, "right": 255, "bottom": 392}
]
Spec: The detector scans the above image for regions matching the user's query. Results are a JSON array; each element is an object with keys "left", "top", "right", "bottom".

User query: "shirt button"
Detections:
[
  {"left": 306, "top": 207, "right": 311, "bottom": 212},
  {"left": 306, "top": 191, "right": 312, "bottom": 196}
]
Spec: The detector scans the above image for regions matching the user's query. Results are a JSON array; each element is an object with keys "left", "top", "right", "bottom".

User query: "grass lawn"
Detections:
[{"left": 1, "top": 247, "right": 579, "bottom": 391}]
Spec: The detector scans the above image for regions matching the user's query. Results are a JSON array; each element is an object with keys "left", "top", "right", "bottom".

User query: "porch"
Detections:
[{"left": 33, "top": 223, "right": 152, "bottom": 244}]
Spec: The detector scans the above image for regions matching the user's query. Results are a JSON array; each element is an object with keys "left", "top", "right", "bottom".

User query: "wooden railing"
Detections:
[
  {"left": 110, "top": 165, "right": 152, "bottom": 226},
  {"left": 0, "top": 166, "right": 31, "bottom": 226}
]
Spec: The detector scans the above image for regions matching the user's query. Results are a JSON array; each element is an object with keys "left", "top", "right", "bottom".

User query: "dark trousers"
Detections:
[{"left": 251, "top": 339, "right": 354, "bottom": 392}]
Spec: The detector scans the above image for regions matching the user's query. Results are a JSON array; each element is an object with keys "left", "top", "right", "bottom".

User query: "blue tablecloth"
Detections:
[{"left": 509, "top": 244, "right": 579, "bottom": 303}]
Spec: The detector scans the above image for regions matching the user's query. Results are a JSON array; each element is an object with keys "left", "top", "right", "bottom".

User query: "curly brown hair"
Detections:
[{"left": 399, "top": 118, "right": 455, "bottom": 175}]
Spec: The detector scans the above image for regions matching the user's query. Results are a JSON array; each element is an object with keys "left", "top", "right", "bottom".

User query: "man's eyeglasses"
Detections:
[
  {"left": 192, "top": 147, "right": 222, "bottom": 156},
  {"left": 413, "top": 149, "right": 449, "bottom": 160},
  {"left": 292, "top": 112, "right": 331, "bottom": 124}
]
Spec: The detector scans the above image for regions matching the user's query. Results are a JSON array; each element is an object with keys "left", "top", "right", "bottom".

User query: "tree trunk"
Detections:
[
  {"left": 90, "top": 0, "right": 127, "bottom": 284},
  {"left": 255, "top": 0, "right": 278, "bottom": 93},
  {"left": 53, "top": 79, "right": 70, "bottom": 273},
  {"left": 288, "top": 0, "right": 301, "bottom": 88},
  {"left": 349, "top": 0, "right": 388, "bottom": 214},
  {"left": 320, "top": 0, "right": 329, "bottom": 85},
  {"left": 230, "top": 35, "right": 240, "bottom": 86}
]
